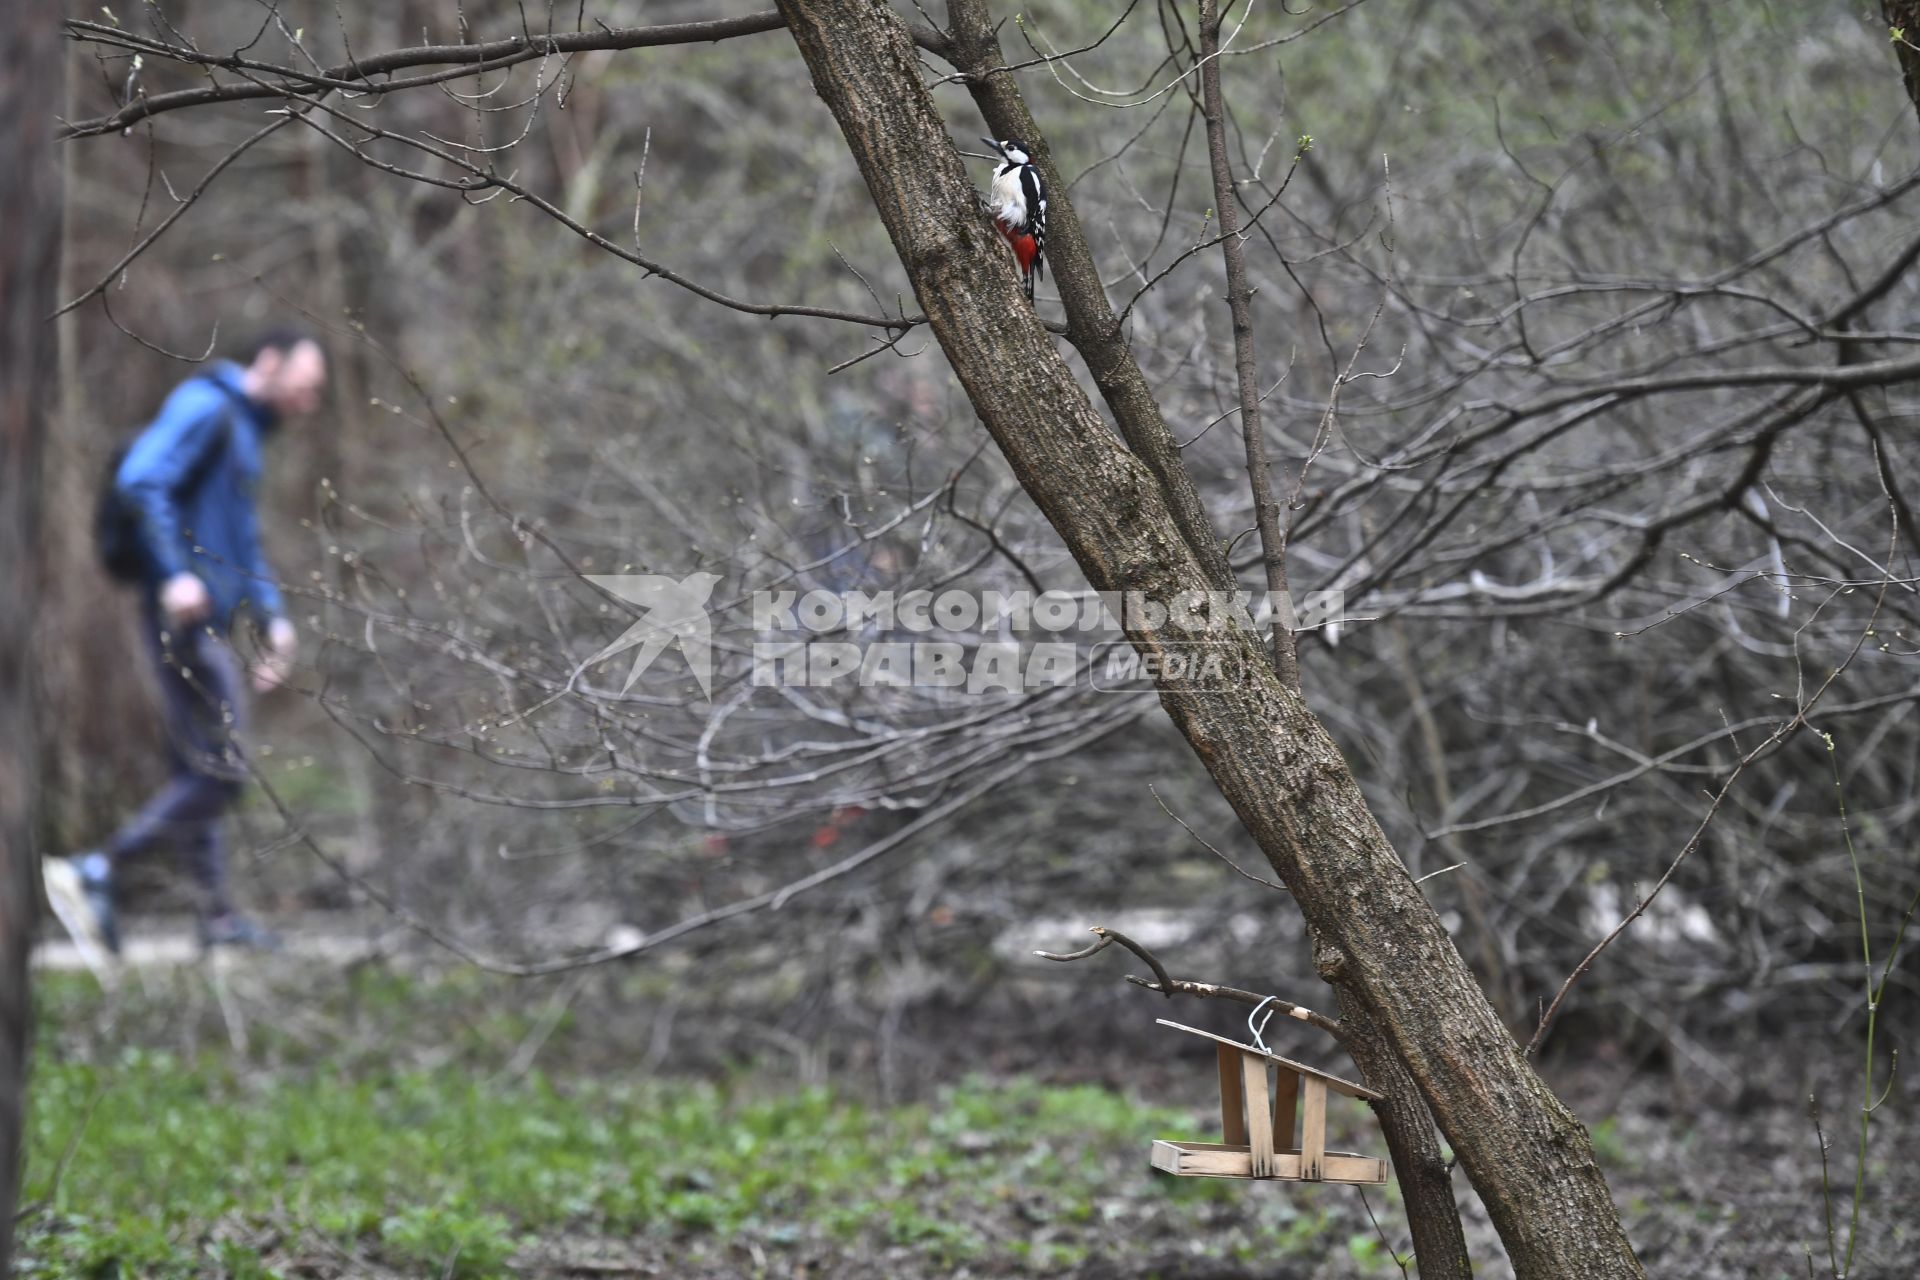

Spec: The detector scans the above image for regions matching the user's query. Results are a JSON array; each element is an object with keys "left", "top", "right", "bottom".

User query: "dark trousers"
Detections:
[{"left": 102, "top": 607, "right": 246, "bottom": 917}]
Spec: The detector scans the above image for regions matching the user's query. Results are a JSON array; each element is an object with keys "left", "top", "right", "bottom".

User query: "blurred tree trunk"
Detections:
[
  {"left": 773, "top": 1, "right": 1641, "bottom": 1275},
  {"left": 0, "top": 0, "right": 64, "bottom": 1266},
  {"left": 38, "top": 30, "right": 159, "bottom": 859}
]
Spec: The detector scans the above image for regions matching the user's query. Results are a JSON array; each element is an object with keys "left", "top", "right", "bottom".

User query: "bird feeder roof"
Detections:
[{"left": 1156, "top": 1019, "right": 1382, "bottom": 1101}]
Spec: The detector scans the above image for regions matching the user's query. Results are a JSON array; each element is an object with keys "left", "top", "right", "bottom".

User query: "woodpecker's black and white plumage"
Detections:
[{"left": 983, "top": 136, "right": 1047, "bottom": 301}]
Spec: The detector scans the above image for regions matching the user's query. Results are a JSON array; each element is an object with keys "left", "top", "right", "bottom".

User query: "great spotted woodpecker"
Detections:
[{"left": 983, "top": 136, "right": 1047, "bottom": 302}]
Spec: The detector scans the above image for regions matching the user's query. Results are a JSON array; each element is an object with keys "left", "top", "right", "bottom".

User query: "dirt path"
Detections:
[{"left": 33, "top": 917, "right": 391, "bottom": 973}]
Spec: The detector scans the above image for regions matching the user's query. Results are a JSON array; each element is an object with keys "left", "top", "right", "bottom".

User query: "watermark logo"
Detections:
[
  {"left": 1088, "top": 642, "right": 1260, "bottom": 690},
  {"left": 583, "top": 572, "right": 722, "bottom": 699},
  {"left": 582, "top": 579, "right": 1344, "bottom": 696}
]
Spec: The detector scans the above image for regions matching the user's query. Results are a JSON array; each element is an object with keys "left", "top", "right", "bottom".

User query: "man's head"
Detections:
[{"left": 238, "top": 327, "right": 328, "bottom": 418}]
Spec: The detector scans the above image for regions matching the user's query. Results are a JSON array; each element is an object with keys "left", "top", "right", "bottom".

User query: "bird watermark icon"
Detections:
[{"left": 583, "top": 571, "right": 723, "bottom": 699}]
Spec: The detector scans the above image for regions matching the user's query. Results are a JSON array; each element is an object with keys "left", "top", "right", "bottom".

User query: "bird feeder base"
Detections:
[{"left": 1150, "top": 1140, "right": 1387, "bottom": 1184}]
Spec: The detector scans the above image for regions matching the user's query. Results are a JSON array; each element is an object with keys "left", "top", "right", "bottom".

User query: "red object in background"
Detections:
[{"left": 808, "top": 804, "right": 869, "bottom": 850}]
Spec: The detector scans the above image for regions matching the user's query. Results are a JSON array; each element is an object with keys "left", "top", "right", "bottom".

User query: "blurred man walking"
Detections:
[{"left": 43, "top": 329, "right": 327, "bottom": 961}]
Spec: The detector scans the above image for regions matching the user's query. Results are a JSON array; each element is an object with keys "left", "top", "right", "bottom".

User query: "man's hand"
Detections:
[
  {"left": 159, "top": 572, "right": 211, "bottom": 629},
  {"left": 251, "top": 617, "right": 297, "bottom": 693}
]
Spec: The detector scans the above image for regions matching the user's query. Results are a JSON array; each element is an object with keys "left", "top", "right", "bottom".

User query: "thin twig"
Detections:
[
  {"left": 1147, "top": 783, "right": 1284, "bottom": 891},
  {"left": 1037, "top": 926, "right": 1347, "bottom": 1043}
]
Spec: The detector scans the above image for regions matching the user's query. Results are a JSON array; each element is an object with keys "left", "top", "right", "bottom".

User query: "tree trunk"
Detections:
[
  {"left": 772, "top": 2, "right": 1641, "bottom": 1274},
  {"left": 1335, "top": 995, "right": 1476, "bottom": 1278},
  {"left": 0, "top": 0, "right": 64, "bottom": 1267},
  {"left": 938, "top": 7, "right": 1467, "bottom": 1273}
]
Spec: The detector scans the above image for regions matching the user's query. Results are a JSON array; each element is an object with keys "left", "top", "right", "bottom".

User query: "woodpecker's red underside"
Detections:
[{"left": 996, "top": 221, "right": 1040, "bottom": 274}]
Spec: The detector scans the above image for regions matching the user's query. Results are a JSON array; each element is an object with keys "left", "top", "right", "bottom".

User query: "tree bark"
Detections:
[
  {"left": 0, "top": 1, "right": 63, "bottom": 1268},
  {"left": 1335, "top": 995, "right": 1476, "bottom": 1278},
  {"left": 772, "top": 2, "right": 1641, "bottom": 1274}
]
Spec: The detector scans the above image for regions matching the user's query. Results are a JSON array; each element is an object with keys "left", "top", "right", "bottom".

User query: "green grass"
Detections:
[{"left": 15, "top": 973, "right": 1380, "bottom": 1278}]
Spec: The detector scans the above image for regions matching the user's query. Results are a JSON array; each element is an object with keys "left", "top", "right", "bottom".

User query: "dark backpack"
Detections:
[{"left": 95, "top": 375, "right": 241, "bottom": 583}]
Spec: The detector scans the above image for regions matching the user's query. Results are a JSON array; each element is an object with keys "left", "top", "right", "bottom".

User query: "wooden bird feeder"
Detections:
[{"left": 1149, "top": 1019, "right": 1388, "bottom": 1185}]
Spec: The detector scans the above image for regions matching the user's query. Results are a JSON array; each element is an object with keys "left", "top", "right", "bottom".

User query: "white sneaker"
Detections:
[{"left": 41, "top": 857, "right": 115, "bottom": 980}]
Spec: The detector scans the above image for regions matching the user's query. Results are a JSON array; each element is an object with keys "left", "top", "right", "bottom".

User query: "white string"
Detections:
[{"left": 1247, "top": 995, "right": 1278, "bottom": 1054}]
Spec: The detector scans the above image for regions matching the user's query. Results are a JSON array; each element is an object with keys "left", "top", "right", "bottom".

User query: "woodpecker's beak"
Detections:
[{"left": 981, "top": 136, "right": 1004, "bottom": 154}]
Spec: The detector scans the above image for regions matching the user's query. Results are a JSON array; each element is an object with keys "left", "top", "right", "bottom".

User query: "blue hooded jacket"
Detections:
[{"left": 117, "top": 361, "right": 286, "bottom": 628}]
